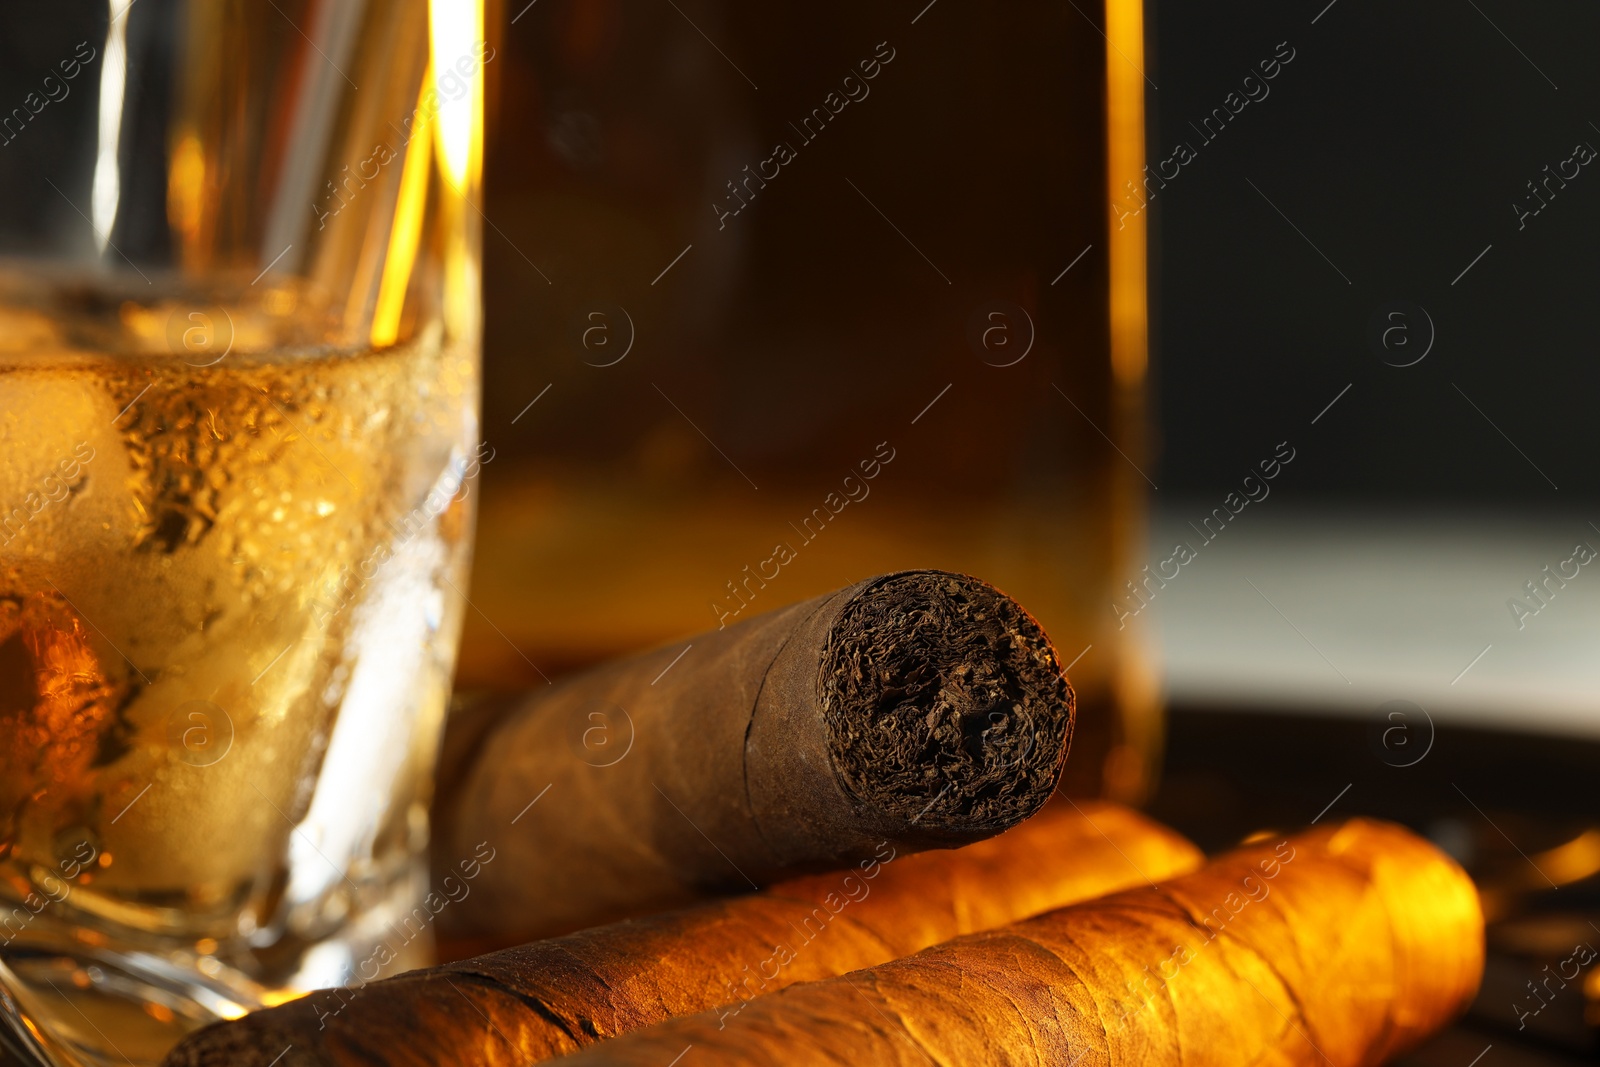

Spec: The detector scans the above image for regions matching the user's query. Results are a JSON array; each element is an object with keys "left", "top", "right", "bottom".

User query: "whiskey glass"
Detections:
[{"left": 0, "top": 2, "right": 484, "bottom": 1064}]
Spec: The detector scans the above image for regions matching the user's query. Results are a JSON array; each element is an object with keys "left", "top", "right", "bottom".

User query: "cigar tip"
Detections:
[{"left": 819, "top": 570, "right": 1073, "bottom": 835}]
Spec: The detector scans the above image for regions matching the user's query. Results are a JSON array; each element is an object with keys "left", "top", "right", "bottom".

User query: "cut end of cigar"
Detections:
[{"left": 819, "top": 571, "right": 1073, "bottom": 834}]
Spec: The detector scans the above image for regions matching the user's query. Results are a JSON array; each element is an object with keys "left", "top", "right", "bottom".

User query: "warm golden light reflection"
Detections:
[
  {"left": 257, "top": 988, "right": 311, "bottom": 1009},
  {"left": 1102, "top": 0, "right": 1159, "bottom": 804},
  {"left": 442, "top": 214, "right": 481, "bottom": 344},
  {"left": 1530, "top": 827, "right": 1600, "bottom": 886},
  {"left": 429, "top": 0, "right": 486, "bottom": 344},
  {"left": 429, "top": 0, "right": 483, "bottom": 195},
  {"left": 371, "top": 70, "right": 436, "bottom": 348},
  {"left": 1105, "top": 0, "right": 1147, "bottom": 387},
  {"left": 167, "top": 129, "right": 206, "bottom": 251},
  {"left": 1480, "top": 825, "right": 1600, "bottom": 920}
]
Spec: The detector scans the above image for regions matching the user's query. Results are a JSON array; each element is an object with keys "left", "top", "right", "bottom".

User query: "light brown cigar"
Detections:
[
  {"left": 436, "top": 570, "right": 1076, "bottom": 940},
  {"left": 161, "top": 802, "right": 1199, "bottom": 1066},
  {"left": 550, "top": 819, "right": 1484, "bottom": 1067}
]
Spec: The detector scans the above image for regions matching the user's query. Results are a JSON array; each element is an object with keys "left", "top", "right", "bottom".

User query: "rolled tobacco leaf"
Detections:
[
  {"left": 551, "top": 819, "right": 1485, "bottom": 1067},
  {"left": 435, "top": 570, "right": 1075, "bottom": 940},
  {"left": 161, "top": 801, "right": 1199, "bottom": 1067}
]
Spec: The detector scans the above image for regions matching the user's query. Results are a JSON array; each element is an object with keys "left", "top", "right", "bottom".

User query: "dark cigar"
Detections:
[{"left": 436, "top": 570, "right": 1075, "bottom": 941}]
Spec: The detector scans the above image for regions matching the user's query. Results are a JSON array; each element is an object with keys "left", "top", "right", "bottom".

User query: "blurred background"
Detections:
[{"left": 1144, "top": 0, "right": 1600, "bottom": 738}]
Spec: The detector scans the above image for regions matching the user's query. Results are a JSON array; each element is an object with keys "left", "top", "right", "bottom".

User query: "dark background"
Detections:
[
  {"left": 1138, "top": 15, "right": 1600, "bottom": 1052},
  {"left": 1147, "top": 0, "right": 1599, "bottom": 504}
]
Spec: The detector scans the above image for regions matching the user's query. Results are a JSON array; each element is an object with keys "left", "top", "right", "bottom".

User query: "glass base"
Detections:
[
  {"left": 0, "top": 869, "right": 433, "bottom": 1067},
  {"left": 0, "top": 941, "right": 263, "bottom": 1067}
]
